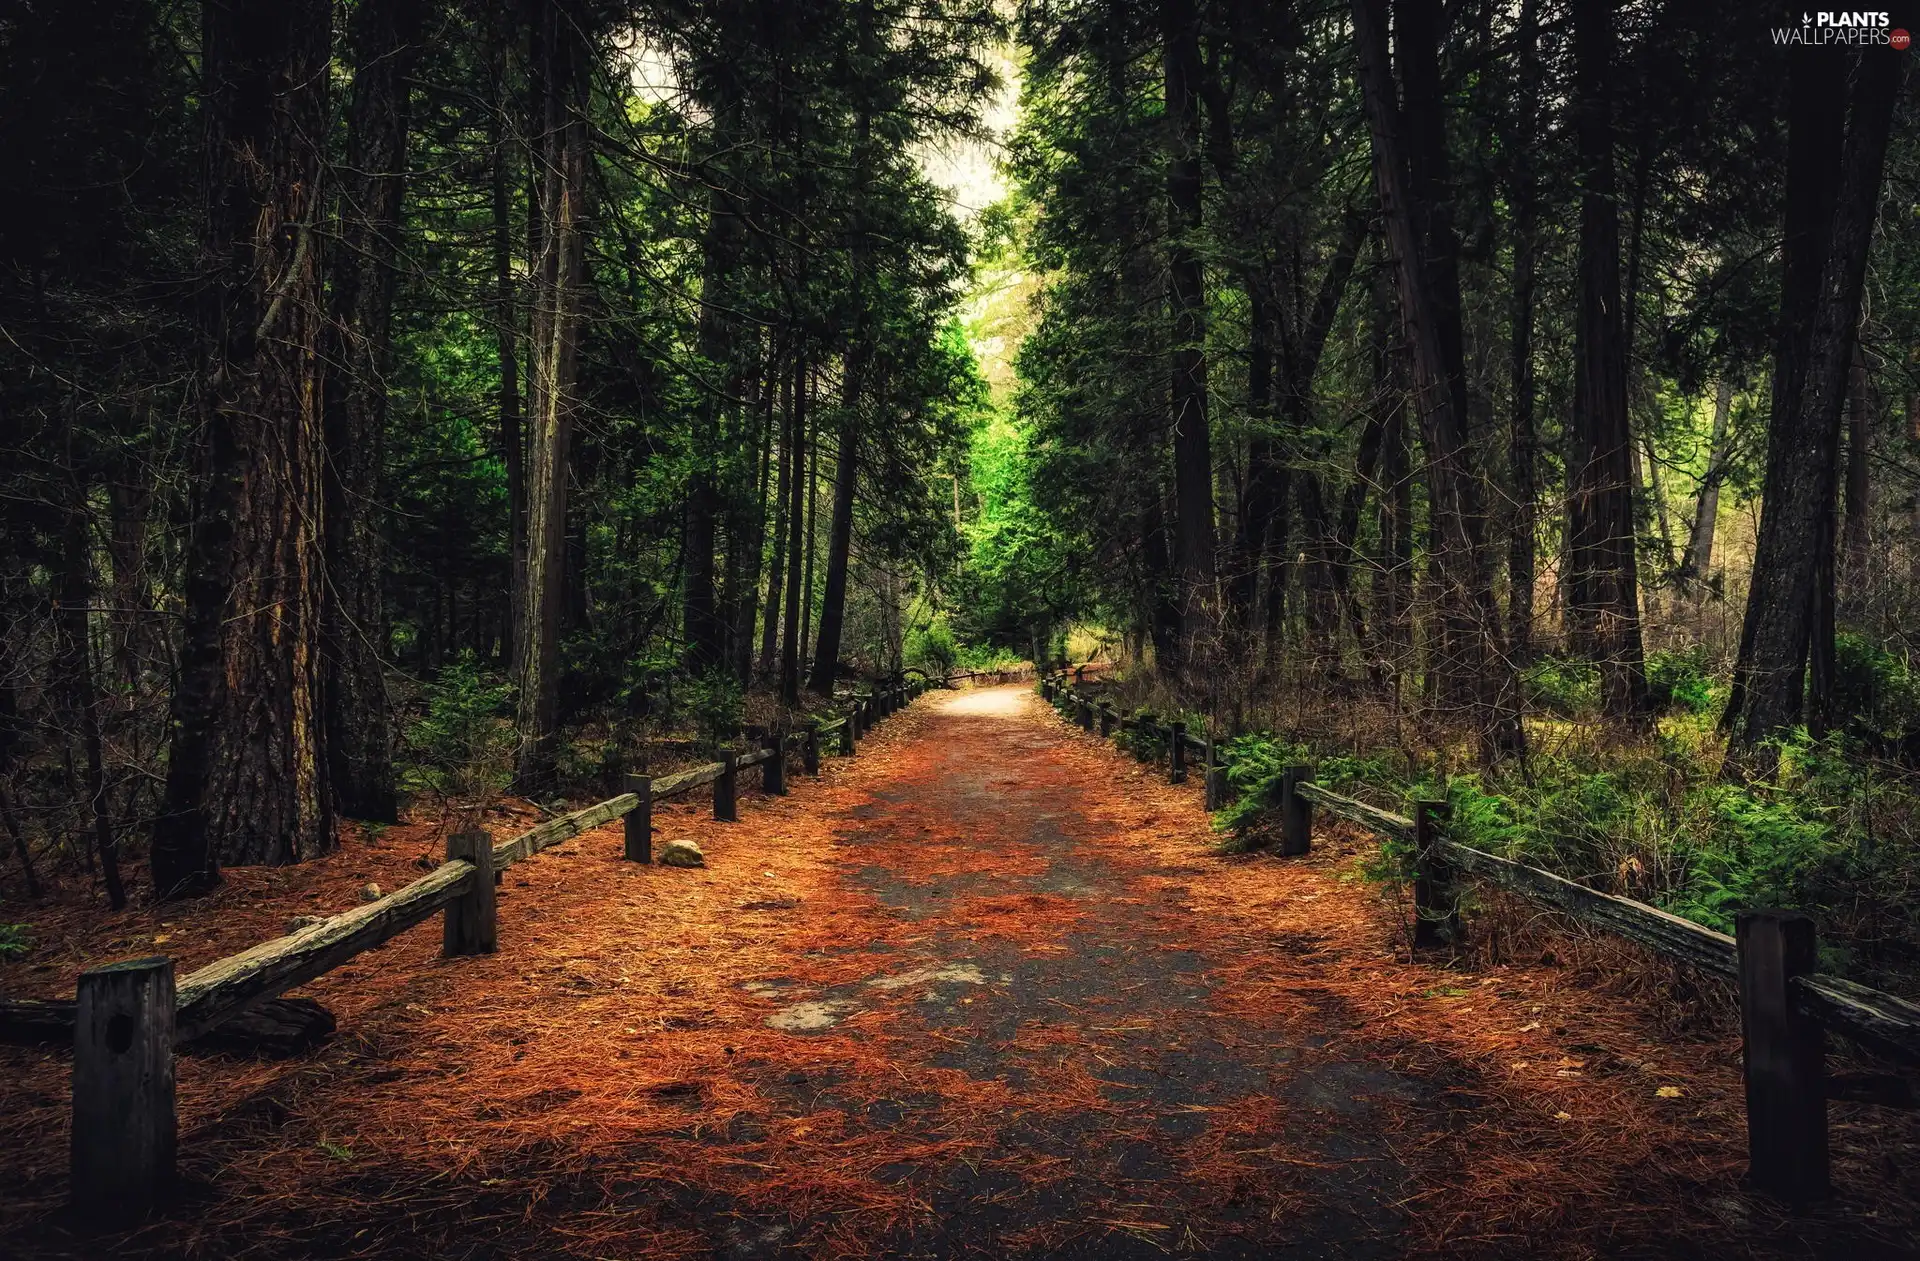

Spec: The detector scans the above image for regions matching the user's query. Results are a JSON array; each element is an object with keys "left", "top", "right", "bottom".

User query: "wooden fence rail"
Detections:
[
  {"left": 1043, "top": 673, "right": 1920, "bottom": 1203},
  {"left": 6, "top": 675, "right": 933, "bottom": 1218}
]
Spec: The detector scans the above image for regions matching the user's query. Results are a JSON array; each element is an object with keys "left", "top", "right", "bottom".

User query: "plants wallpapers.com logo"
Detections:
[{"left": 1771, "top": 11, "right": 1913, "bottom": 45}]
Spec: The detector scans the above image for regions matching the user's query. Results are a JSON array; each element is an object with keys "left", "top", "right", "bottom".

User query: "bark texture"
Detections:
[{"left": 155, "top": 0, "right": 334, "bottom": 891}]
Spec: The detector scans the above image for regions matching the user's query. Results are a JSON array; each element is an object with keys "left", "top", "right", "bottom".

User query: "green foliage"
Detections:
[
  {"left": 1211, "top": 732, "right": 1311, "bottom": 846},
  {"left": 399, "top": 653, "right": 514, "bottom": 799},
  {"left": 905, "top": 615, "right": 959, "bottom": 676},
  {"left": 1113, "top": 706, "right": 1170, "bottom": 764},
  {"left": 954, "top": 642, "right": 1025, "bottom": 671},
  {"left": 683, "top": 670, "right": 744, "bottom": 749},
  {"left": 0, "top": 923, "right": 31, "bottom": 960},
  {"left": 1830, "top": 632, "right": 1920, "bottom": 752},
  {"left": 1522, "top": 657, "right": 1601, "bottom": 716},
  {"left": 1645, "top": 645, "right": 1718, "bottom": 714}
]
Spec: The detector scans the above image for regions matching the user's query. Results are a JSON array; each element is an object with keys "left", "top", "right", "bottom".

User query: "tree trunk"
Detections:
[
  {"left": 1841, "top": 341, "right": 1873, "bottom": 602},
  {"left": 800, "top": 382, "right": 819, "bottom": 666},
  {"left": 1568, "top": 0, "right": 1649, "bottom": 722},
  {"left": 1350, "top": 0, "right": 1523, "bottom": 760},
  {"left": 1162, "top": 0, "right": 1214, "bottom": 666},
  {"left": 807, "top": 354, "right": 864, "bottom": 697},
  {"left": 682, "top": 153, "right": 742, "bottom": 679},
  {"left": 512, "top": 1, "right": 590, "bottom": 791},
  {"left": 760, "top": 353, "right": 793, "bottom": 678},
  {"left": 780, "top": 356, "right": 809, "bottom": 707},
  {"left": 155, "top": 0, "right": 334, "bottom": 893},
  {"left": 1683, "top": 372, "right": 1734, "bottom": 591},
  {"left": 1505, "top": 0, "right": 1541, "bottom": 666},
  {"left": 323, "top": 0, "right": 421, "bottom": 823},
  {"left": 58, "top": 502, "right": 126, "bottom": 909},
  {"left": 1725, "top": 47, "right": 1900, "bottom": 764},
  {"left": 1232, "top": 290, "right": 1277, "bottom": 651},
  {"left": 490, "top": 6, "right": 525, "bottom": 671}
]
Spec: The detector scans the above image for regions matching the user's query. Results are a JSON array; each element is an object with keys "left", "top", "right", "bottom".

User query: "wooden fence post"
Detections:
[
  {"left": 841, "top": 716, "right": 857, "bottom": 756},
  {"left": 804, "top": 722, "right": 821, "bottom": 774},
  {"left": 1169, "top": 722, "right": 1187, "bottom": 784},
  {"left": 1279, "top": 765, "right": 1313, "bottom": 856},
  {"left": 444, "top": 829, "right": 498, "bottom": 955},
  {"left": 624, "top": 775, "right": 653, "bottom": 862},
  {"left": 72, "top": 956, "right": 174, "bottom": 1217},
  {"left": 1097, "top": 702, "right": 1114, "bottom": 738},
  {"left": 1075, "top": 696, "right": 1091, "bottom": 729},
  {"left": 1411, "top": 800, "right": 1460, "bottom": 948},
  {"left": 715, "top": 750, "right": 738, "bottom": 821},
  {"left": 1737, "top": 910, "right": 1830, "bottom": 1202},
  {"left": 1204, "top": 735, "right": 1226, "bottom": 810},
  {"left": 763, "top": 735, "right": 786, "bottom": 795}
]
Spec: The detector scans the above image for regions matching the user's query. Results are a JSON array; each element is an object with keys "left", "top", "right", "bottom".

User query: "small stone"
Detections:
[
  {"left": 360, "top": 882, "right": 383, "bottom": 902},
  {"left": 660, "top": 840, "right": 706, "bottom": 868},
  {"left": 286, "top": 915, "right": 327, "bottom": 935}
]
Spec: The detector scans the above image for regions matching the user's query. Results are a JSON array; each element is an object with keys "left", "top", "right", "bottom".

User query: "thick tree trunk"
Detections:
[
  {"left": 1162, "top": 0, "right": 1214, "bottom": 664},
  {"left": 1350, "top": 0, "right": 1523, "bottom": 760},
  {"left": 1725, "top": 48, "right": 1900, "bottom": 765},
  {"left": 155, "top": 0, "right": 334, "bottom": 893},
  {"left": 323, "top": 0, "right": 421, "bottom": 823},
  {"left": 1568, "top": 0, "right": 1649, "bottom": 722},
  {"left": 512, "top": 2, "right": 590, "bottom": 791}
]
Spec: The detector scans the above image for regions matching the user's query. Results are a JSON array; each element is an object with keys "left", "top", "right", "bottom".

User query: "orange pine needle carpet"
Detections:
[{"left": 2, "top": 687, "right": 1915, "bottom": 1258}]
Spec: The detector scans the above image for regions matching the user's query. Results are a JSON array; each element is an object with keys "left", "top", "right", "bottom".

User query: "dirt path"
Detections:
[{"left": 4, "top": 686, "right": 1914, "bottom": 1259}]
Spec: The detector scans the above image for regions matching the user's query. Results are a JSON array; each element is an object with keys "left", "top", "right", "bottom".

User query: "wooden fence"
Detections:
[
  {"left": 6, "top": 674, "right": 955, "bottom": 1218},
  {"left": 1040, "top": 673, "right": 1920, "bottom": 1203}
]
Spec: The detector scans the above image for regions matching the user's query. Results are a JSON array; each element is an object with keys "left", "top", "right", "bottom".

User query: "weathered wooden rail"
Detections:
[
  {"left": 1043, "top": 673, "right": 1920, "bottom": 1203},
  {"left": 13, "top": 674, "right": 942, "bottom": 1218}
]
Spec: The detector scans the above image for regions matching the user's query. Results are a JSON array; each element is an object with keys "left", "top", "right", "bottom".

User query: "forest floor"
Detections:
[{"left": 2, "top": 686, "right": 1917, "bottom": 1259}]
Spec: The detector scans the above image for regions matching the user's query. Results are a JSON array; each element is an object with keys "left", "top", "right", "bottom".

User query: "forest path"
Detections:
[{"left": 7, "top": 687, "right": 1906, "bottom": 1259}]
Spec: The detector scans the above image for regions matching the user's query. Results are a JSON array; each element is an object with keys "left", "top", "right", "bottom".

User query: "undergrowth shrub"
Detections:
[
  {"left": 1831, "top": 631, "right": 1920, "bottom": 756},
  {"left": 1645, "top": 645, "right": 1717, "bottom": 714},
  {"left": 1523, "top": 657, "right": 1599, "bottom": 716},
  {"left": 399, "top": 651, "right": 515, "bottom": 799},
  {"left": 905, "top": 617, "right": 958, "bottom": 676},
  {"left": 0, "top": 923, "right": 31, "bottom": 959},
  {"left": 1114, "top": 706, "right": 1171, "bottom": 763},
  {"left": 683, "top": 670, "right": 744, "bottom": 748},
  {"left": 1211, "top": 733, "right": 1309, "bottom": 851}
]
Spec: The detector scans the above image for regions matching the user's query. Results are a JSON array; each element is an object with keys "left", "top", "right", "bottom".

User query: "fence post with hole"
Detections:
[
  {"left": 1204, "top": 735, "right": 1226, "bottom": 810},
  {"left": 71, "top": 956, "right": 175, "bottom": 1218},
  {"left": 1411, "top": 800, "right": 1460, "bottom": 948},
  {"left": 1279, "top": 765, "right": 1313, "bottom": 856},
  {"left": 804, "top": 722, "right": 821, "bottom": 774},
  {"left": 1098, "top": 702, "right": 1114, "bottom": 738},
  {"left": 444, "top": 829, "right": 497, "bottom": 955},
  {"left": 1736, "top": 910, "right": 1829, "bottom": 1202},
  {"left": 625, "top": 775, "right": 652, "bottom": 862},
  {"left": 715, "top": 750, "right": 738, "bottom": 821},
  {"left": 1169, "top": 722, "right": 1187, "bottom": 784}
]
